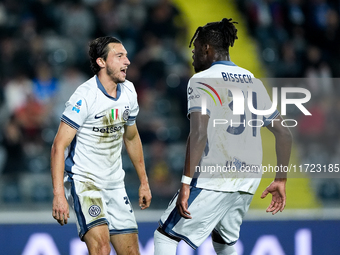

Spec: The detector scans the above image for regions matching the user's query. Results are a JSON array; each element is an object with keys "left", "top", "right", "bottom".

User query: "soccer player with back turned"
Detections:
[
  {"left": 51, "top": 36, "right": 152, "bottom": 255},
  {"left": 154, "top": 18, "right": 292, "bottom": 255}
]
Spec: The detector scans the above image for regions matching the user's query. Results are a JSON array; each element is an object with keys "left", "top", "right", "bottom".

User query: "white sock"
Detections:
[
  {"left": 154, "top": 230, "right": 179, "bottom": 255},
  {"left": 212, "top": 241, "right": 237, "bottom": 255}
]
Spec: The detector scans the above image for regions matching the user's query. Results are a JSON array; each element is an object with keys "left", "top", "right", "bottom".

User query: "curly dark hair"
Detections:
[
  {"left": 189, "top": 18, "right": 238, "bottom": 56},
  {"left": 88, "top": 36, "right": 122, "bottom": 74}
]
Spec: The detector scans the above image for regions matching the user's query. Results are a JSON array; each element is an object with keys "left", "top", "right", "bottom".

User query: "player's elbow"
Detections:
[
  {"left": 51, "top": 140, "right": 66, "bottom": 158},
  {"left": 190, "top": 129, "right": 208, "bottom": 144},
  {"left": 51, "top": 143, "right": 59, "bottom": 158},
  {"left": 198, "top": 133, "right": 208, "bottom": 144},
  {"left": 278, "top": 127, "right": 293, "bottom": 145}
]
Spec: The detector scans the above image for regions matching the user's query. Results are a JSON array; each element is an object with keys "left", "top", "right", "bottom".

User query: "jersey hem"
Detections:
[
  {"left": 79, "top": 218, "right": 109, "bottom": 240},
  {"left": 263, "top": 110, "right": 280, "bottom": 126},
  {"left": 109, "top": 228, "right": 138, "bottom": 235},
  {"left": 159, "top": 220, "right": 198, "bottom": 249},
  {"left": 187, "top": 107, "right": 211, "bottom": 118},
  {"left": 192, "top": 183, "right": 257, "bottom": 195},
  {"left": 61, "top": 115, "right": 80, "bottom": 130}
]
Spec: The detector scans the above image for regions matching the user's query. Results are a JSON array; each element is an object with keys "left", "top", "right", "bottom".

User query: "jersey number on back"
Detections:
[{"left": 227, "top": 91, "right": 257, "bottom": 137}]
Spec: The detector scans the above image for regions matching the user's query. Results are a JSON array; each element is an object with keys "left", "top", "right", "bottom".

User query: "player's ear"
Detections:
[
  {"left": 204, "top": 44, "right": 210, "bottom": 55},
  {"left": 96, "top": 58, "right": 105, "bottom": 68}
]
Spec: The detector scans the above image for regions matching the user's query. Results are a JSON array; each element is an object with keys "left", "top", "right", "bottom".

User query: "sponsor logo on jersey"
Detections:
[
  {"left": 88, "top": 205, "right": 101, "bottom": 217},
  {"left": 196, "top": 82, "right": 222, "bottom": 106},
  {"left": 94, "top": 106, "right": 130, "bottom": 121},
  {"left": 227, "top": 157, "right": 260, "bottom": 173},
  {"left": 232, "top": 157, "right": 242, "bottom": 170},
  {"left": 94, "top": 112, "right": 105, "bottom": 119},
  {"left": 92, "top": 125, "right": 123, "bottom": 133},
  {"left": 72, "top": 100, "right": 82, "bottom": 113},
  {"left": 188, "top": 87, "right": 193, "bottom": 95},
  {"left": 188, "top": 94, "right": 200, "bottom": 100}
]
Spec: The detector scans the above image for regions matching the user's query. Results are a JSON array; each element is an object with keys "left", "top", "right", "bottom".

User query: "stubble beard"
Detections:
[{"left": 106, "top": 65, "right": 125, "bottom": 84}]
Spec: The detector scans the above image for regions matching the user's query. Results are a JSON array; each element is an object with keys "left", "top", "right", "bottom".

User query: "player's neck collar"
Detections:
[
  {"left": 95, "top": 75, "right": 121, "bottom": 101},
  {"left": 211, "top": 61, "right": 237, "bottom": 66}
]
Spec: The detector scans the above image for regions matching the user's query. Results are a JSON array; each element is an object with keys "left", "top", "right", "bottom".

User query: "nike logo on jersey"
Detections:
[{"left": 94, "top": 113, "right": 105, "bottom": 119}]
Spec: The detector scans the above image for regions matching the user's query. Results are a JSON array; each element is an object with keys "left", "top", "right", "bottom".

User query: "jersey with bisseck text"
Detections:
[
  {"left": 187, "top": 61, "right": 279, "bottom": 194},
  {"left": 61, "top": 75, "right": 138, "bottom": 189}
]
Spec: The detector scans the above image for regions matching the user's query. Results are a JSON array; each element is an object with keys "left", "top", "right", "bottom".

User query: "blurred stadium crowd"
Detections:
[
  {"left": 0, "top": 0, "right": 339, "bottom": 208},
  {"left": 237, "top": 0, "right": 340, "bottom": 205},
  {"left": 0, "top": 0, "right": 189, "bottom": 208}
]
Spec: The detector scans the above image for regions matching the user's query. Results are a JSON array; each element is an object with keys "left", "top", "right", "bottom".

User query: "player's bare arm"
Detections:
[
  {"left": 123, "top": 123, "right": 152, "bottom": 210},
  {"left": 51, "top": 122, "right": 77, "bottom": 225},
  {"left": 176, "top": 112, "right": 209, "bottom": 219},
  {"left": 261, "top": 114, "right": 292, "bottom": 215}
]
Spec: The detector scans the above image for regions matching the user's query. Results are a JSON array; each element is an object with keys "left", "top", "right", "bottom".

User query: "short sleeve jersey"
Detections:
[
  {"left": 61, "top": 75, "right": 139, "bottom": 189},
  {"left": 187, "top": 61, "right": 279, "bottom": 194}
]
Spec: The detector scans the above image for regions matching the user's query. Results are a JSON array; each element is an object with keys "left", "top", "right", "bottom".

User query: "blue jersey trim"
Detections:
[
  {"left": 109, "top": 228, "right": 138, "bottom": 235},
  {"left": 158, "top": 221, "right": 198, "bottom": 249},
  {"left": 126, "top": 116, "right": 136, "bottom": 126},
  {"left": 263, "top": 110, "right": 280, "bottom": 126},
  {"left": 88, "top": 219, "right": 109, "bottom": 229},
  {"left": 125, "top": 120, "right": 136, "bottom": 126},
  {"left": 212, "top": 229, "right": 237, "bottom": 245},
  {"left": 188, "top": 107, "right": 211, "bottom": 118},
  {"left": 121, "top": 82, "right": 133, "bottom": 93},
  {"left": 65, "top": 137, "right": 77, "bottom": 172},
  {"left": 211, "top": 61, "right": 237, "bottom": 67},
  {"left": 69, "top": 177, "right": 87, "bottom": 239},
  {"left": 160, "top": 186, "right": 202, "bottom": 248},
  {"left": 82, "top": 218, "right": 109, "bottom": 239},
  {"left": 61, "top": 115, "right": 80, "bottom": 130},
  {"left": 191, "top": 177, "right": 198, "bottom": 187},
  {"left": 95, "top": 75, "right": 121, "bottom": 101}
]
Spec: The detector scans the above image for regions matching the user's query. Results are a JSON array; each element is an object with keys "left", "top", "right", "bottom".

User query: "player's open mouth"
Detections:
[{"left": 121, "top": 68, "right": 127, "bottom": 76}]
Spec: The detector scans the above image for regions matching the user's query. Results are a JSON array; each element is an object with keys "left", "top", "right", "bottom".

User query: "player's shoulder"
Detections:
[
  {"left": 190, "top": 69, "right": 211, "bottom": 80},
  {"left": 217, "top": 64, "right": 254, "bottom": 78},
  {"left": 190, "top": 62, "right": 255, "bottom": 81},
  {"left": 233, "top": 66, "right": 255, "bottom": 77},
  {"left": 74, "top": 76, "right": 98, "bottom": 96},
  {"left": 120, "top": 79, "right": 137, "bottom": 94},
  {"left": 212, "top": 61, "right": 255, "bottom": 77},
  {"left": 66, "top": 76, "right": 99, "bottom": 109}
]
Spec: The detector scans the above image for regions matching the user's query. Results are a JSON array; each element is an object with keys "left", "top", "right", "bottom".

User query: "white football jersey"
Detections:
[
  {"left": 61, "top": 75, "right": 139, "bottom": 189},
  {"left": 187, "top": 61, "right": 279, "bottom": 194}
]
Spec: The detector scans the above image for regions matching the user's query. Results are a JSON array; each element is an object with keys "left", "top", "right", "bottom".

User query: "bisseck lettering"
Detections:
[{"left": 221, "top": 72, "right": 253, "bottom": 84}]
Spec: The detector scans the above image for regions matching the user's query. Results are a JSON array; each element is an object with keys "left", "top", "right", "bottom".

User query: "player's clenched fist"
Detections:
[
  {"left": 52, "top": 195, "right": 70, "bottom": 226},
  {"left": 139, "top": 183, "right": 152, "bottom": 210}
]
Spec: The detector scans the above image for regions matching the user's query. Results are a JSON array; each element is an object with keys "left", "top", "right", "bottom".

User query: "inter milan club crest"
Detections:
[
  {"left": 88, "top": 205, "right": 101, "bottom": 217},
  {"left": 123, "top": 109, "right": 130, "bottom": 121}
]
